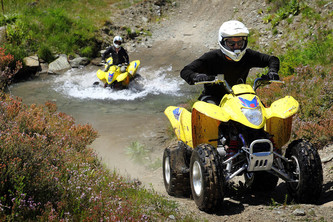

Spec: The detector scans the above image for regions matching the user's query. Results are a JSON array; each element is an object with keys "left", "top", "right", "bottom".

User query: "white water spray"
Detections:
[{"left": 53, "top": 65, "right": 182, "bottom": 100}]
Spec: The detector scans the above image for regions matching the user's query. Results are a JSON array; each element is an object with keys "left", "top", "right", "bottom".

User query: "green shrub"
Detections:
[
  {"left": 80, "top": 46, "right": 94, "bottom": 58},
  {"left": 37, "top": 44, "right": 54, "bottom": 63},
  {"left": 279, "top": 33, "right": 333, "bottom": 76}
]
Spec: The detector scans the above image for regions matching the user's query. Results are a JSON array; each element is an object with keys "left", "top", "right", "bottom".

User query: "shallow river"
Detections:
[{"left": 9, "top": 63, "right": 199, "bottom": 187}]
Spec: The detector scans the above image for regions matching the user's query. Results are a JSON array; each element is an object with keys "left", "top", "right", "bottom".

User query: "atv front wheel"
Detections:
[
  {"left": 162, "top": 146, "right": 191, "bottom": 197},
  {"left": 285, "top": 139, "right": 323, "bottom": 203},
  {"left": 190, "top": 144, "right": 224, "bottom": 212}
]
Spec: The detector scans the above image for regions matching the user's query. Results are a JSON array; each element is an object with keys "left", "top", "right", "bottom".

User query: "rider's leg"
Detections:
[
  {"left": 104, "top": 63, "right": 111, "bottom": 72},
  {"left": 198, "top": 94, "right": 220, "bottom": 105}
]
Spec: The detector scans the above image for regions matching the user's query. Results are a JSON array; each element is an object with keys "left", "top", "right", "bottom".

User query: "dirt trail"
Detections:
[{"left": 107, "top": 0, "right": 333, "bottom": 221}]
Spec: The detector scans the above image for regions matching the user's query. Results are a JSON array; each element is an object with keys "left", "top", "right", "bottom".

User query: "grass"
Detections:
[{"left": 0, "top": 0, "right": 147, "bottom": 61}]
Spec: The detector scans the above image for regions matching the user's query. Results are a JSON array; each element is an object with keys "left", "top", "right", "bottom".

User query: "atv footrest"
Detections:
[{"left": 247, "top": 139, "right": 273, "bottom": 171}]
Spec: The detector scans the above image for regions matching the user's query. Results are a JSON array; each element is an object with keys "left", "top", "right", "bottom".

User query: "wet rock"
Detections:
[{"left": 69, "top": 57, "right": 90, "bottom": 68}]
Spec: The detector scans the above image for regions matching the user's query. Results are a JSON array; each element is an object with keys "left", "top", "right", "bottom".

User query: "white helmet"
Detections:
[
  {"left": 113, "top": 36, "right": 123, "bottom": 49},
  {"left": 218, "top": 20, "right": 249, "bottom": 62}
]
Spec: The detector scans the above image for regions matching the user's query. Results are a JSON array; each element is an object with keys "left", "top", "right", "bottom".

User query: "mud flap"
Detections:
[
  {"left": 265, "top": 116, "right": 292, "bottom": 148},
  {"left": 192, "top": 108, "right": 220, "bottom": 148},
  {"left": 169, "top": 142, "right": 192, "bottom": 174}
]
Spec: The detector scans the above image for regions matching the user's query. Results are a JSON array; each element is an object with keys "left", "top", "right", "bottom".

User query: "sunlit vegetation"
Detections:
[
  {"left": 0, "top": 0, "right": 145, "bottom": 61},
  {"left": 0, "top": 93, "right": 193, "bottom": 221},
  {"left": 0, "top": 47, "right": 22, "bottom": 90},
  {"left": 0, "top": 0, "right": 332, "bottom": 220}
]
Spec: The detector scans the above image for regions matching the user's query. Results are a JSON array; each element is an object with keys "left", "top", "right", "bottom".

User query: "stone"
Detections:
[
  {"left": 23, "top": 55, "right": 39, "bottom": 67},
  {"left": 49, "top": 54, "right": 71, "bottom": 73}
]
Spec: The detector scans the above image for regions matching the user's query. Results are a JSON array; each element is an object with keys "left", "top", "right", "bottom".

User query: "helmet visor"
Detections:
[
  {"left": 114, "top": 40, "right": 122, "bottom": 45},
  {"left": 222, "top": 37, "right": 247, "bottom": 51}
]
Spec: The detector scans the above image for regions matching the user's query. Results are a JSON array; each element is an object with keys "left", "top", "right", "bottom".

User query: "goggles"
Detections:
[
  {"left": 225, "top": 39, "right": 246, "bottom": 47},
  {"left": 114, "top": 41, "right": 122, "bottom": 45}
]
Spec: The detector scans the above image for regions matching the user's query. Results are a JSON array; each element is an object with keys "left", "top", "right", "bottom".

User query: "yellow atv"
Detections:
[
  {"left": 163, "top": 75, "right": 323, "bottom": 212},
  {"left": 95, "top": 57, "right": 140, "bottom": 89}
]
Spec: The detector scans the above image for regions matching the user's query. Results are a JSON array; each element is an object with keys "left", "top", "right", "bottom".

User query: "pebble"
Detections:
[{"left": 292, "top": 208, "right": 306, "bottom": 216}]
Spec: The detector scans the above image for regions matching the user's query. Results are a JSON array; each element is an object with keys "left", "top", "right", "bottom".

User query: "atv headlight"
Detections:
[{"left": 241, "top": 107, "right": 263, "bottom": 126}]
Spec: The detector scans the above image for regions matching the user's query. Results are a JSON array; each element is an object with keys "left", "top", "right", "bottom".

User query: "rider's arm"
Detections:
[
  {"left": 181, "top": 51, "right": 217, "bottom": 85},
  {"left": 123, "top": 50, "right": 129, "bottom": 64},
  {"left": 246, "top": 49, "right": 280, "bottom": 73},
  {"left": 102, "top": 46, "right": 113, "bottom": 61}
]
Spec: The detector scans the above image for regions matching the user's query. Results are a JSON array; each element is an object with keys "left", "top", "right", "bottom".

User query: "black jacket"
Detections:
[
  {"left": 102, "top": 46, "right": 129, "bottom": 65},
  {"left": 180, "top": 49, "right": 280, "bottom": 101}
]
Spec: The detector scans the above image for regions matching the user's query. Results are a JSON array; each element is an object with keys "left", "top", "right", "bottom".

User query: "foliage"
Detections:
[
  {"left": 0, "top": 47, "right": 22, "bottom": 91},
  {"left": 279, "top": 33, "right": 333, "bottom": 76},
  {"left": 263, "top": 0, "right": 302, "bottom": 27},
  {"left": 257, "top": 65, "right": 333, "bottom": 147},
  {"left": 37, "top": 44, "right": 55, "bottom": 63},
  {"left": 0, "top": 94, "right": 189, "bottom": 221}
]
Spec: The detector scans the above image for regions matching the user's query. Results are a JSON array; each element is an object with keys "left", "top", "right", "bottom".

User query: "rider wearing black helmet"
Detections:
[{"left": 181, "top": 20, "right": 280, "bottom": 104}]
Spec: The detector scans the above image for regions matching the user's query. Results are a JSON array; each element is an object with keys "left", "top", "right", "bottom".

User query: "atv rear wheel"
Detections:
[
  {"left": 244, "top": 171, "right": 279, "bottom": 191},
  {"left": 190, "top": 144, "right": 225, "bottom": 212},
  {"left": 162, "top": 146, "right": 191, "bottom": 197},
  {"left": 285, "top": 139, "right": 323, "bottom": 203}
]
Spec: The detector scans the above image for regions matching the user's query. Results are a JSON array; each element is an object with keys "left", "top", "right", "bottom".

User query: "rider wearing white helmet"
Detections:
[
  {"left": 181, "top": 20, "right": 280, "bottom": 104},
  {"left": 102, "top": 35, "right": 129, "bottom": 71}
]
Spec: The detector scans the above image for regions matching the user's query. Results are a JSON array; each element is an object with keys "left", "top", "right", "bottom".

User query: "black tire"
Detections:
[
  {"left": 244, "top": 171, "right": 279, "bottom": 191},
  {"left": 285, "top": 139, "right": 323, "bottom": 203},
  {"left": 162, "top": 146, "right": 191, "bottom": 197},
  {"left": 190, "top": 144, "right": 224, "bottom": 212}
]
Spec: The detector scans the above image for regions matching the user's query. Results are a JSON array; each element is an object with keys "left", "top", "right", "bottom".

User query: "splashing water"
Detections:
[{"left": 54, "top": 65, "right": 182, "bottom": 100}]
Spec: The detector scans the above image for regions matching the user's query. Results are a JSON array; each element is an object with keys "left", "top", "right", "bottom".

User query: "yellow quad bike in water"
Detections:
[
  {"left": 95, "top": 57, "right": 140, "bottom": 89},
  {"left": 163, "top": 75, "right": 323, "bottom": 212}
]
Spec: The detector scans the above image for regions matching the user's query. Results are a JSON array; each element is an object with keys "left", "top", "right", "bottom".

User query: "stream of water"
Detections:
[{"left": 9, "top": 64, "right": 199, "bottom": 182}]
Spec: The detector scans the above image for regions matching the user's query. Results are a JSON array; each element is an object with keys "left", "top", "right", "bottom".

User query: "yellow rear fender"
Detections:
[
  {"left": 164, "top": 106, "right": 193, "bottom": 148},
  {"left": 265, "top": 96, "right": 299, "bottom": 119},
  {"left": 127, "top": 60, "right": 140, "bottom": 76}
]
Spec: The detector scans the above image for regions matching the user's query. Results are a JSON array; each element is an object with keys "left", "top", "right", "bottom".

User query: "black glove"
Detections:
[
  {"left": 193, "top": 73, "right": 215, "bottom": 82},
  {"left": 267, "top": 72, "right": 280, "bottom": 80}
]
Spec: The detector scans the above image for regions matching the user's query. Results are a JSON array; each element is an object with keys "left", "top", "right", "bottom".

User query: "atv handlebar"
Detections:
[
  {"left": 194, "top": 74, "right": 284, "bottom": 93},
  {"left": 253, "top": 77, "right": 284, "bottom": 91}
]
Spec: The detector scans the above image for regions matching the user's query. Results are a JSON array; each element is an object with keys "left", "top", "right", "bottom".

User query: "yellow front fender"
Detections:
[
  {"left": 265, "top": 96, "right": 299, "bottom": 119},
  {"left": 116, "top": 72, "right": 129, "bottom": 82},
  {"left": 96, "top": 69, "right": 107, "bottom": 83}
]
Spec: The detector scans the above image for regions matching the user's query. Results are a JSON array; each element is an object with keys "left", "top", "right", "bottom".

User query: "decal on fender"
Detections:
[
  {"left": 173, "top": 108, "right": 182, "bottom": 121},
  {"left": 239, "top": 96, "right": 259, "bottom": 108}
]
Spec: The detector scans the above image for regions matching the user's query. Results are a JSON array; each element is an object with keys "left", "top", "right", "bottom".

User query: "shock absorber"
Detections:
[
  {"left": 270, "top": 136, "right": 281, "bottom": 157},
  {"left": 227, "top": 138, "right": 239, "bottom": 157}
]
